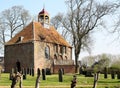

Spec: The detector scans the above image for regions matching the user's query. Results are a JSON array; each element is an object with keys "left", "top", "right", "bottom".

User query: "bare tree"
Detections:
[
  {"left": 0, "top": 6, "right": 31, "bottom": 54},
  {"left": 0, "top": 19, "right": 7, "bottom": 54},
  {"left": 51, "top": 13, "right": 63, "bottom": 30},
  {"left": 0, "top": 6, "right": 31, "bottom": 39},
  {"left": 52, "top": 0, "right": 120, "bottom": 72}
]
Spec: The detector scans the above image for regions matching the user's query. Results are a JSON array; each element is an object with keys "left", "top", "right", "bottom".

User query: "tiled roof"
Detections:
[
  {"left": 39, "top": 8, "right": 49, "bottom": 16},
  {"left": 6, "top": 21, "right": 71, "bottom": 47}
]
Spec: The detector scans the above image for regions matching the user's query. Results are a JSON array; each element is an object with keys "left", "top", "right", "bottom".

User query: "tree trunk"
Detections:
[
  {"left": 0, "top": 69, "right": 1, "bottom": 80},
  {"left": 35, "top": 68, "right": 41, "bottom": 88},
  {"left": 93, "top": 72, "right": 99, "bottom": 88},
  {"left": 74, "top": 42, "right": 82, "bottom": 73},
  {"left": 11, "top": 73, "right": 22, "bottom": 88},
  {"left": 75, "top": 53, "right": 79, "bottom": 73},
  {"left": 19, "top": 75, "right": 22, "bottom": 88}
]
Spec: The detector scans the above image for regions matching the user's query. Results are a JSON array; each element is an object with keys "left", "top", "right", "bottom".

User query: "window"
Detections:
[
  {"left": 45, "top": 46, "right": 50, "bottom": 59},
  {"left": 54, "top": 44, "right": 58, "bottom": 53},
  {"left": 60, "top": 45, "right": 63, "bottom": 54},
  {"left": 16, "top": 36, "right": 24, "bottom": 43},
  {"left": 59, "top": 55, "right": 63, "bottom": 60},
  {"left": 65, "top": 56, "right": 67, "bottom": 60},
  {"left": 60, "top": 45, "right": 66, "bottom": 54},
  {"left": 63, "top": 46, "right": 67, "bottom": 54},
  {"left": 54, "top": 55, "right": 57, "bottom": 60}
]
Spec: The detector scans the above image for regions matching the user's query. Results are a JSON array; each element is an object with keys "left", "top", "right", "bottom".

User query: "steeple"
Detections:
[{"left": 38, "top": 8, "right": 50, "bottom": 28}]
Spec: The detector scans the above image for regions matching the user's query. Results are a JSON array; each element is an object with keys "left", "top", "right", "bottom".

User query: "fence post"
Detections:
[
  {"left": 71, "top": 75, "right": 77, "bottom": 88},
  {"left": 35, "top": 68, "right": 41, "bottom": 88}
]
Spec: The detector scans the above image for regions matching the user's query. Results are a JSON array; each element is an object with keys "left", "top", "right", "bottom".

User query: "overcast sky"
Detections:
[{"left": 0, "top": 0, "right": 120, "bottom": 59}]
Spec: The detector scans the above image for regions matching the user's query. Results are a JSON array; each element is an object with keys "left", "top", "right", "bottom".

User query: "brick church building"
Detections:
[{"left": 4, "top": 8, "right": 75, "bottom": 74}]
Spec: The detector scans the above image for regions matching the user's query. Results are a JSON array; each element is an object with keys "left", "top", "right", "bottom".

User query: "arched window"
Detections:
[
  {"left": 54, "top": 54, "right": 57, "bottom": 60},
  {"left": 45, "top": 46, "right": 50, "bottom": 59},
  {"left": 59, "top": 55, "right": 63, "bottom": 60},
  {"left": 65, "top": 56, "right": 67, "bottom": 60}
]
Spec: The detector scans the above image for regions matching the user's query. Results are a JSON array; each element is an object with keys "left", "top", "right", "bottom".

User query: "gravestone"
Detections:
[
  {"left": 104, "top": 67, "right": 108, "bottom": 79},
  {"left": 111, "top": 71, "right": 115, "bottom": 79},
  {"left": 22, "top": 68, "right": 26, "bottom": 80},
  {"left": 10, "top": 68, "right": 14, "bottom": 80},
  {"left": 27, "top": 68, "right": 29, "bottom": 74},
  {"left": 42, "top": 69, "right": 46, "bottom": 80},
  {"left": 46, "top": 68, "right": 51, "bottom": 75},
  {"left": 117, "top": 71, "right": 120, "bottom": 79},
  {"left": 58, "top": 68, "right": 63, "bottom": 82},
  {"left": 32, "top": 68, "right": 34, "bottom": 76}
]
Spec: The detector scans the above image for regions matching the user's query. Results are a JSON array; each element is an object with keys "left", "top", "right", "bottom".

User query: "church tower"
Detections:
[{"left": 38, "top": 8, "right": 50, "bottom": 28}]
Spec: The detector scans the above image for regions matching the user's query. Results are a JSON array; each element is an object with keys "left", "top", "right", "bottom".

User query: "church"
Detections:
[{"left": 4, "top": 8, "right": 75, "bottom": 74}]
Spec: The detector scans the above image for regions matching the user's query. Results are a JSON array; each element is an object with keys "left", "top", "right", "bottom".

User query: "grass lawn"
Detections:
[{"left": 0, "top": 73, "right": 120, "bottom": 88}]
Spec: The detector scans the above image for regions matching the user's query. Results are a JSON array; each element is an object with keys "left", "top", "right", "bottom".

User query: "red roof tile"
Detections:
[
  {"left": 6, "top": 22, "right": 71, "bottom": 47},
  {"left": 39, "top": 8, "right": 49, "bottom": 16}
]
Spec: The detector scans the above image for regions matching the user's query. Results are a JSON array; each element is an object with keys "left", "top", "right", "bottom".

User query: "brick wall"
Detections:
[
  {"left": 53, "top": 65, "right": 75, "bottom": 74},
  {"left": 4, "top": 41, "right": 74, "bottom": 74},
  {"left": 4, "top": 42, "right": 34, "bottom": 73},
  {"left": 34, "top": 41, "right": 73, "bottom": 74}
]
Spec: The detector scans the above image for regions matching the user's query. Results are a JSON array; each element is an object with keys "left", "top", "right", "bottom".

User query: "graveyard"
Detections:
[
  {"left": 0, "top": 71, "right": 120, "bottom": 88},
  {"left": 0, "top": 0, "right": 120, "bottom": 88}
]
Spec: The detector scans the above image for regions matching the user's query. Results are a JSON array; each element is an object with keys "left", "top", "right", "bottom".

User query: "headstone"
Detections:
[
  {"left": 111, "top": 71, "right": 115, "bottom": 79},
  {"left": 42, "top": 69, "right": 46, "bottom": 80},
  {"left": 30, "top": 68, "right": 32, "bottom": 76},
  {"left": 79, "top": 66, "right": 83, "bottom": 75},
  {"left": 85, "top": 71, "right": 93, "bottom": 77},
  {"left": 27, "top": 68, "right": 29, "bottom": 74},
  {"left": 10, "top": 68, "right": 14, "bottom": 80},
  {"left": 104, "top": 67, "right": 108, "bottom": 79},
  {"left": 46, "top": 68, "right": 51, "bottom": 75},
  {"left": 117, "top": 71, "right": 120, "bottom": 79},
  {"left": 32, "top": 68, "right": 34, "bottom": 76},
  {"left": 58, "top": 68, "right": 63, "bottom": 82},
  {"left": 22, "top": 68, "right": 26, "bottom": 80}
]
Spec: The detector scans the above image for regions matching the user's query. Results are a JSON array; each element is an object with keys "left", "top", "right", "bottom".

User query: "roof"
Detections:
[
  {"left": 6, "top": 22, "right": 71, "bottom": 47},
  {"left": 39, "top": 8, "right": 49, "bottom": 16}
]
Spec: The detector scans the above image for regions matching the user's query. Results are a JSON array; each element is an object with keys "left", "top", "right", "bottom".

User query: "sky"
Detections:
[
  {"left": 0, "top": 0, "right": 67, "bottom": 17},
  {"left": 0, "top": 0, "right": 120, "bottom": 59}
]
